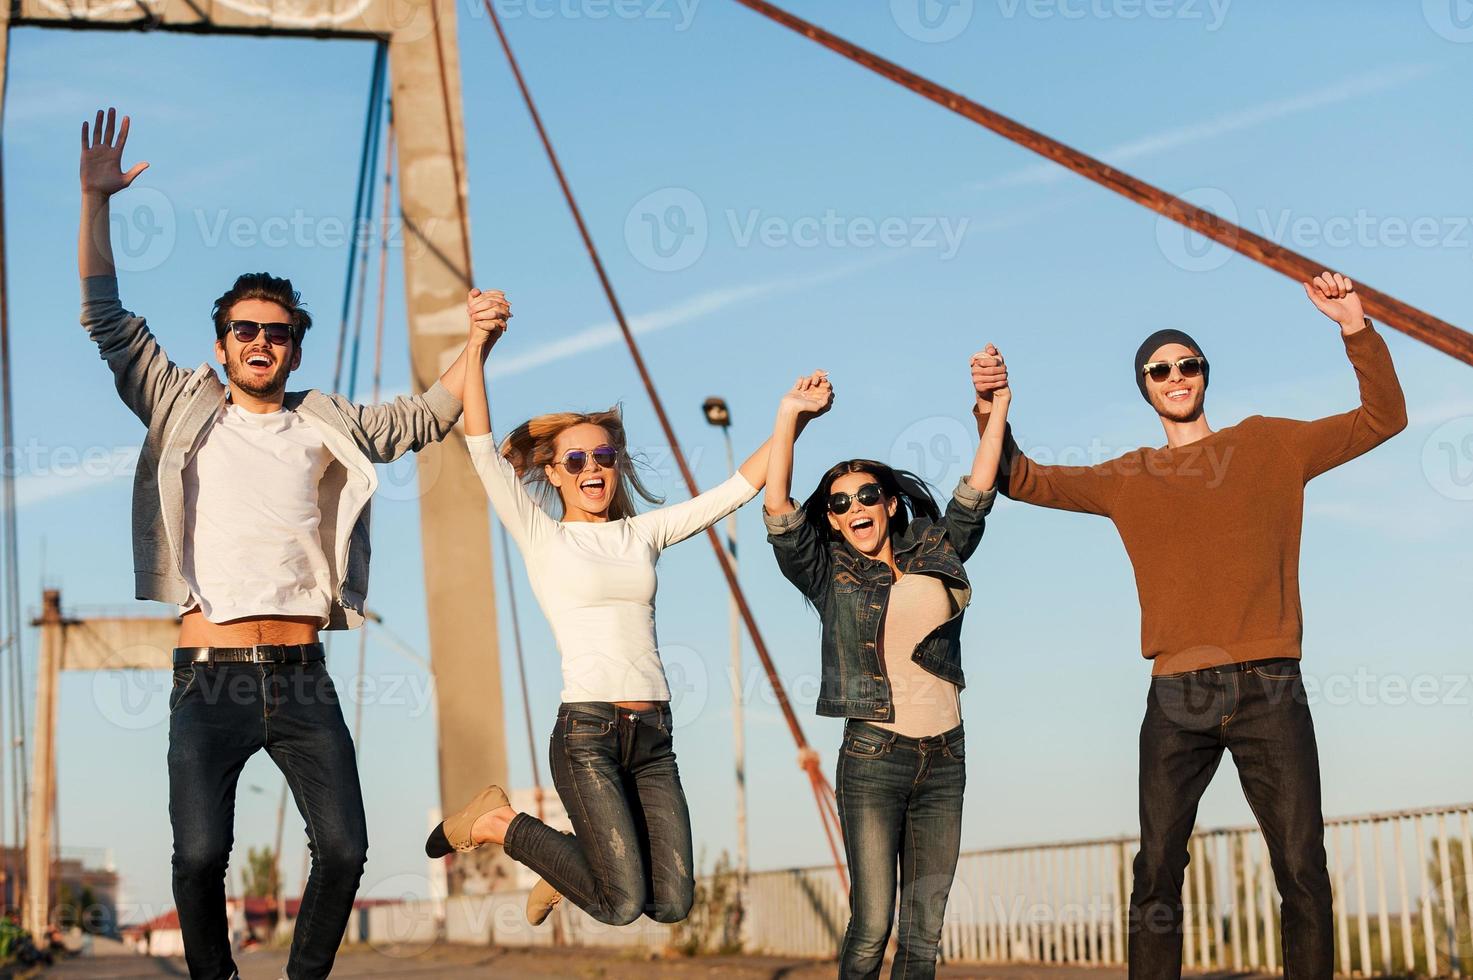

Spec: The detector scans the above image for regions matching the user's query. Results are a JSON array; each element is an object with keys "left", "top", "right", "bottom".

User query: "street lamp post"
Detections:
[{"left": 702, "top": 396, "right": 748, "bottom": 950}]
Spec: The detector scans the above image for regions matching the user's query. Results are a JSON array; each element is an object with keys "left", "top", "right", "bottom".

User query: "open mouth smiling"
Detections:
[{"left": 579, "top": 476, "right": 607, "bottom": 500}]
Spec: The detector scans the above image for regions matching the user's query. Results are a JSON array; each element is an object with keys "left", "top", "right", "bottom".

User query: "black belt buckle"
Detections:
[{"left": 254, "top": 645, "right": 289, "bottom": 664}]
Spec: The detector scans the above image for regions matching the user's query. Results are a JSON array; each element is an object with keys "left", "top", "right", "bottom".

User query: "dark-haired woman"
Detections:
[
  {"left": 764, "top": 356, "right": 1010, "bottom": 980},
  {"left": 426, "top": 289, "right": 833, "bottom": 928}
]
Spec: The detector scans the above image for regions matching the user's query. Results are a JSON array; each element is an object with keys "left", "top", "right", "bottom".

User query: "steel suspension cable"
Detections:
[
  {"left": 501, "top": 528, "right": 544, "bottom": 825},
  {"left": 333, "top": 41, "right": 388, "bottom": 392},
  {"left": 729, "top": 0, "right": 1473, "bottom": 367},
  {"left": 480, "top": 1, "right": 847, "bottom": 890},
  {"left": 354, "top": 109, "right": 397, "bottom": 755},
  {"left": 0, "top": 114, "right": 29, "bottom": 907},
  {"left": 347, "top": 87, "right": 390, "bottom": 400}
]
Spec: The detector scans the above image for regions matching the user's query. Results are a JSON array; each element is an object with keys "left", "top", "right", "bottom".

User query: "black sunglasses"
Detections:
[
  {"left": 558, "top": 445, "right": 618, "bottom": 475},
  {"left": 1141, "top": 356, "right": 1207, "bottom": 384},
  {"left": 828, "top": 482, "right": 884, "bottom": 515},
  {"left": 225, "top": 319, "right": 297, "bottom": 346}
]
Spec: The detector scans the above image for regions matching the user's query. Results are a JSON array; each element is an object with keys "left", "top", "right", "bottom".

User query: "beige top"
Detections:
[{"left": 873, "top": 572, "right": 961, "bottom": 738}]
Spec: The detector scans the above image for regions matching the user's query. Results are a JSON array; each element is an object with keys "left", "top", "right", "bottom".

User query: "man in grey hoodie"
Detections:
[{"left": 78, "top": 108, "right": 509, "bottom": 980}]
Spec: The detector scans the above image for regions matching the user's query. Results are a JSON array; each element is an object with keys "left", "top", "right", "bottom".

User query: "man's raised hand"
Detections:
[
  {"left": 1303, "top": 271, "right": 1366, "bottom": 333},
  {"left": 466, "top": 288, "right": 511, "bottom": 347},
  {"left": 972, "top": 345, "right": 1009, "bottom": 407},
  {"left": 81, "top": 108, "right": 148, "bottom": 198}
]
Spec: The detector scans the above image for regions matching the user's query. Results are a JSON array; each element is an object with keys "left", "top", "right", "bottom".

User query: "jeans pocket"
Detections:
[
  {"left": 169, "top": 668, "right": 198, "bottom": 716},
  {"left": 842, "top": 735, "right": 886, "bottom": 759},
  {"left": 1251, "top": 660, "right": 1302, "bottom": 681},
  {"left": 565, "top": 715, "right": 613, "bottom": 738},
  {"left": 304, "top": 661, "right": 338, "bottom": 705},
  {"left": 943, "top": 736, "right": 965, "bottom": 762}
]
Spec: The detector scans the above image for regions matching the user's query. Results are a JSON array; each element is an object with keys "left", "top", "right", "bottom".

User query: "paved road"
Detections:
[{"left": 45, "top": 944, "right": 1278, "bottom": 979}]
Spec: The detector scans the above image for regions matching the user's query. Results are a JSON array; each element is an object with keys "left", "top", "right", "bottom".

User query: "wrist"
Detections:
[{"left": 1339, "top": 315, "right": 1371, "bottom": 335}]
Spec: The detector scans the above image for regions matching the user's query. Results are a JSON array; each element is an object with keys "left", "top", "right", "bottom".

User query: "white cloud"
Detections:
[
  {"left": 16, "top": 447, "right": 140, "bottom": 509},
  {"left": 489, "top": 257, "right": 890, "bottom": 379}
]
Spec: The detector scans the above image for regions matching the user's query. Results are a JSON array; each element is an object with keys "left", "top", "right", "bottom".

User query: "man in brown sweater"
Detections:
[{"left": 972, "top": 272, "right": 1406, "bottom": 978}]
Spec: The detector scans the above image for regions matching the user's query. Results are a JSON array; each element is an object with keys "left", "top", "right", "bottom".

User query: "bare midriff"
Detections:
[
  {"left": 612, "top": 700, "right": 665, "bottom": 712},
  {"left": 177, "top": 610, "right": 321, "bottom": 647}
]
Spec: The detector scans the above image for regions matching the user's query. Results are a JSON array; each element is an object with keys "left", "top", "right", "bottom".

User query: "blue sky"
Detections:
[{"left": 4, "top": 0, "right": 1471, "bottom": 923}]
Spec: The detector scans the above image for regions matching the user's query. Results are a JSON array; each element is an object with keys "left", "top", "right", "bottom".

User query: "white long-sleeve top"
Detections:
[{"left": 466, "top": 432, "right": 759, "bottom": 703}]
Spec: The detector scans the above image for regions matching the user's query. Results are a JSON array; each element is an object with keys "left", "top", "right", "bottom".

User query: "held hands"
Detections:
[
  {"left": 466, "top": 288, "right": 512, "bottom": 349},
  {"left": 780, "top": 370, "right": 834, "bottom": 421},
  {"left": 81, "top": 108, "right": 148, "bottom": 199},
  {"left": 971, "top": 345, "right": 1011, "bottom": 409},
  {"left": 1303, "top": 271, "right": 1366, "bottom": 333}
]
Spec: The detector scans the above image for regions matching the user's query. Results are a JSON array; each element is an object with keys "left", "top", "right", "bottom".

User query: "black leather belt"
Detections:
[{"left": 173, "top": 643, "right": 325, "bottom": 667}]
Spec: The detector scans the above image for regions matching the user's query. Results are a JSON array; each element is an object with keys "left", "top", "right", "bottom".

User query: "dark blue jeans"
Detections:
[
  {"left": 503, "top": 702, "right": 694, "bottom": 926},
  {"left": 835, "top": 721, "right": 965, "bottom": 980},
  {"left": 1129, "top": 658, "right": 1332, "bottom": 979},
  {"left": 167, "top": 662, "right": 368, "bottom": 980}
]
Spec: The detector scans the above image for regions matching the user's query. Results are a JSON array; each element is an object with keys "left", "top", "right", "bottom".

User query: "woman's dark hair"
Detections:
[
  {"left": 800, "top": 459, "right": 941, "bottom": 543},
  {"left": 211, "top": 273, "right": 313, "bottom": 343}
]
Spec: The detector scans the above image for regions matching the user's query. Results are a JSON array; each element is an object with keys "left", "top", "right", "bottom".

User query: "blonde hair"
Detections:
[{"left": 498, "top": 404, "right": 663, "bottom": 521}]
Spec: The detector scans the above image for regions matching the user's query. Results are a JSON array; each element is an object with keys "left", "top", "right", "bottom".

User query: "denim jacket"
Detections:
[{"left": 764, "top": 480, "right": 996, "bottom": 720}]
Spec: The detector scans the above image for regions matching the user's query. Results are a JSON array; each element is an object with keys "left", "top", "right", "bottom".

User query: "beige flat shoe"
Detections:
[
  {"left": 425, "top": 784, "right": 510, "bottom": 858},
  {"left": 526, "top": 877, "right": 563, "bottom": 925}
]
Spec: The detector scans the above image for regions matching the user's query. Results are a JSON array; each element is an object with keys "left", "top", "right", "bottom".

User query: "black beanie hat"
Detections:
[{"left": 1134, "top": 329, "right": 1208, "bottom": 403}]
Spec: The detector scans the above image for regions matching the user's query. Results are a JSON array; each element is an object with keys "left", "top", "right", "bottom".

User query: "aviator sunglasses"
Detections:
[
  {"left": 828, "top": 482, "right": 884, "bottom": 515},
  {"left": 225, "top": 319, "right": 297, "bottom": 346},
  {"left": 557, "top": 445, "right": 619, "bottom": 474},
  {"left": 1141, "top": 355, "right": 1207, "bottom": 384}
]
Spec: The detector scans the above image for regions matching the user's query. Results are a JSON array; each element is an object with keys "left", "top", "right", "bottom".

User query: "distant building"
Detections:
[{"left": 0, "top": 848, "right": 120, "bottom": 934}]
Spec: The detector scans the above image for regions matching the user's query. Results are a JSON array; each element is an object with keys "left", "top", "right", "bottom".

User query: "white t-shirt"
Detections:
[
  {"left": 466, "top": 432, "right": 758, "bottom": 703},
  {"left": 180, "top": 404, "right": 335, "bottom": 625}
]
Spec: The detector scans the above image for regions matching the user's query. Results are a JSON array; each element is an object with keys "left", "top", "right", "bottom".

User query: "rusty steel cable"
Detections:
[
  {"left": 481, "top": 0, "right": 848, "bottom": 891},
  {"left": 729, "top": 0, "right": 1473, "bottom": 367}
]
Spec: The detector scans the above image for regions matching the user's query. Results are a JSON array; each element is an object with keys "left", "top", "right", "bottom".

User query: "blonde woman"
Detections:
[{"left": 427, "top": 288, "right": 832, "bottom": 926}]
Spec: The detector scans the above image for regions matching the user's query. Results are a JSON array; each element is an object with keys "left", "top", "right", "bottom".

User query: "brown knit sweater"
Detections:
[{"left": 994, "top": 326, "right": 1407, "bottom": 676}]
